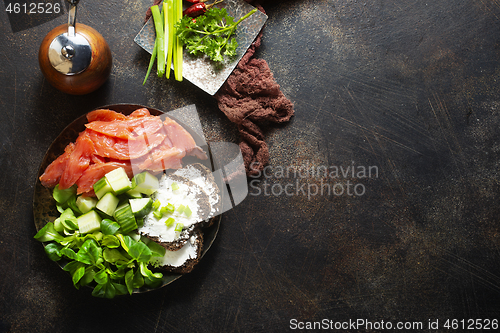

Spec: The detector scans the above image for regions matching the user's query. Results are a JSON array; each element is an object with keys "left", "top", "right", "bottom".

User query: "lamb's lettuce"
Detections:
[{"left": 34, "top": 196, "right": 162, "bottom": 299}]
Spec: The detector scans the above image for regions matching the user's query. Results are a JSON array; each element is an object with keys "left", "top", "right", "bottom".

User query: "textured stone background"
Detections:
[{"left": 1, "top": 0, "right": 500, "bottom": 332}]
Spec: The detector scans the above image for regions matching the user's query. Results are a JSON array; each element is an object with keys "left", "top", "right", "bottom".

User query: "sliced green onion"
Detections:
[
  {"left": 177, "top": 204, "right": 185, "bottom": 214},
  {"left": 143, "top": 37, "right": 157, "bottom": 85},
  {"left": 183, "top": 205, "right": 192, "bottom": 217},
  {"left": 171, "top": 182, "right": 179, "bottom": 191},
  {"left": 152, "top": 199, "right": 161, "bottom": 210},
  {"left": 153, "top": 209, "right": 162, "bottom": 219},
  {"left": 163, "top": 0, "right": 169, "bottom": 66},
  {"left": 174, "top": 0, "right": 183, "bottom": 81},
  {"left": 161, "top": 203, "right": 175, "bottom": 214},
  {"left": 165, "top": 217, "right": 175, "bottom": 227},
  {"left": 166, "top": 0, "right": 174, "bottom": 79},
  {"left": 151, "top": 5, "right": 165, "bottom": 77},
  {"left": 174, "top": 223, "right": 183, "bottom": 232}
]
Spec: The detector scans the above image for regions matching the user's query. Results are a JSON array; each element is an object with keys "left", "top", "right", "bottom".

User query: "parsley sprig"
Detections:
[{"left": 176, "top": 7, "right": 257, "bottom": 62}]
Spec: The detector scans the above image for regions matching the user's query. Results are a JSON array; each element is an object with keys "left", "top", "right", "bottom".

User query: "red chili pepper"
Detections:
[
  {"left": 183, "top": 0, "right": 223, "bottom": 17},
  {"left": 184, "top": 0, "right": 208, "bottom": 3},
  {"left": 183, "top": 3, "right": 205, "bottom": 17}
]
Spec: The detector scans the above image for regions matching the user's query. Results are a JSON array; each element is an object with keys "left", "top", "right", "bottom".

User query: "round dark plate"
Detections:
[{"left": 33, "top": 104, "right": 221, "bottom": 294}]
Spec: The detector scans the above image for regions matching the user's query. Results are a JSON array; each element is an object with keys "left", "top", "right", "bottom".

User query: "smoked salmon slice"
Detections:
[
  {"left": 86, "top": 109, "right": 127, "bottom": 122},
  {"left": 129, "top": 108, "right": 151, "bottom": 118},
  {"left": 136, "top": 144, "right": 185, "bottom": 172},
  {"left": 58, "top": 131, "right": 95, "bottom": 189},
  {"left": 163, "top": 117, "right": 207, "bottom": 160},
  {"left": 85, "top": 116, "right": 164, "bottom": 140},
  {"left": 87, "top": 128, "right": 168, "bottom": 160},
  {"left": 86, "top": 130, "right": 130, "bottom": 160},
  {"left": 39, "top": 142, "right": 75, "bottom": 188},
  {"left": 76, "top": 161, "right": 133, "bottom": 195}
]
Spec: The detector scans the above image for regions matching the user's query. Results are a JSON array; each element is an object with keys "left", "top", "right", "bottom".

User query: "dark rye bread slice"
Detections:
[
  {"left": 139, "top": 169, "right": 213, "bottom": 251},
  {"left": 150, "top": 228, "right": 204, "bottom": 274},
  {"left": 143, "top": 224, "right": 196, "bottom": 252},
  {"left": 172, "top": 163, "right": 222, "bottom": 227}
]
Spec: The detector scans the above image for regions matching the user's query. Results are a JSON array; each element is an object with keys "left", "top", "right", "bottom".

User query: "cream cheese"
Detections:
[
  {"left": 173, "top": 165, "right": 220, "bottom": 218},
  {"left": 138, "top": 174, "right": 203, "bottom": 243},
  {"left": 150, "top": 235, "right": 198, "bottom": 268}
]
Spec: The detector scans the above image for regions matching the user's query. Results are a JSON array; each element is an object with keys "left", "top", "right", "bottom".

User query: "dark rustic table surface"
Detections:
[{"left": 2, "top": 0, "right": 500, "bottom": 332}]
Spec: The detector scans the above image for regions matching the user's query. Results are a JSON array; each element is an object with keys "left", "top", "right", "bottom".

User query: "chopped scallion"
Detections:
[
  {"left": 177, "top": 204, "right": 185, "bottom": 214},
  {"left": 165, "top": 217, "right": 175, "bottom": 227},
  {"left": 166, "top": 0, "right": 174, "bottom": 79},
  {"left": 153, "top": 209, "right": 163, "bottom": 219},
  {"left": 143, "top": 38, "right": 157, "bottom": 85},
  {"left": 152, "top": 199, "right": 161, "bottom": 210},
  {"left": 174, "top": 223, "right": 184, "bottom": 232},
  {"left": 161, "top": 203, "right": 175, "bottom": 214},
  {"left": 163, "top": 0, "right": 169, "bottom": 66},
  {"left": 183, "top": 205, "right": 192, "bottom": 217},
  {"left": 174, "top": 0, "right": 183, "bottom": 81},
  {"left": 151, "top": 5, "right": 165, "bottom": 77}
]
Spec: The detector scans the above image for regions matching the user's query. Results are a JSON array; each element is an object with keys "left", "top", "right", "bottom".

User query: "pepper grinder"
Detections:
[{"left": 38, "top": 0, "right": 112, "bottom": 95}]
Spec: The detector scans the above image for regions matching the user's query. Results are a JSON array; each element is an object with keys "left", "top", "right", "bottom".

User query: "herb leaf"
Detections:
[
  {"left": 176, "top": 7, "right": 257, "bottom": 62},
  {"left": 44, "top": 243, "right": 63, "bottom": 261},
  {"left": 128, "top": 242, "right": 152, "bottom": 263},
  {"left": 76, "top": 239, "right": 102, "bottom": 266},
  {"left": 34, "top": 222, "right": 65, "bottom": 243}
]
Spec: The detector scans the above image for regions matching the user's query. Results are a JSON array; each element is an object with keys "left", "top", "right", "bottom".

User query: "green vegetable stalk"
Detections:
[
  {"left": 174, "top": 0, "right": 183, "bottom": 81},
  {"left": 166, "top": 0, "right": 174, "bottom": 79},
  {"left": 151, "top": 5, "right": 166, "bottom": 78}
]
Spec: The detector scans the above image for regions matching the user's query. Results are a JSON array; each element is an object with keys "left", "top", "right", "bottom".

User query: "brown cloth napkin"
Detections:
[{"left": 145, "top": 0, "right": 294, "bottom": 176}]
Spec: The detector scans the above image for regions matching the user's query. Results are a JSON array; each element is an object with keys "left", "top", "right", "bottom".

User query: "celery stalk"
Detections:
[{"left": 151, "top": 5, "right": 165, "bottom": 77}]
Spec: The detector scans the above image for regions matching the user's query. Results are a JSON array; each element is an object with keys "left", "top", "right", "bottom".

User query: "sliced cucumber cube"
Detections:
[
  {"left": 125, "top": 189, "right": 143, "bottom": 199},
  {"left": 77, "top": 210, "right": 102, "bottom": 234},
  {"left": 76, "top": 196, "right": 98, "bottom": 214},
  {"left": 114, "top": 203, "right": 137, "bottom": 234},
  {"left": 93, "top": 177, "right": 113, "bottom": 200},
  {"left": 129, "top": 198, "right": 153, "bottom": 218},
  {"left": 105, "top": 167, "right": 132, "bottom": 195},
  {"left": 96, "top": 192, "right": 120, "bottom": 217},
  {"left": 132, "top": 171, "right": 159, "bottom": 195}
]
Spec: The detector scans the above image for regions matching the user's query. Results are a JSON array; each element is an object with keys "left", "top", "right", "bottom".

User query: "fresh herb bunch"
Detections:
[{"left": 176, "top": 7, "right": 257, "bottom": 62}]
